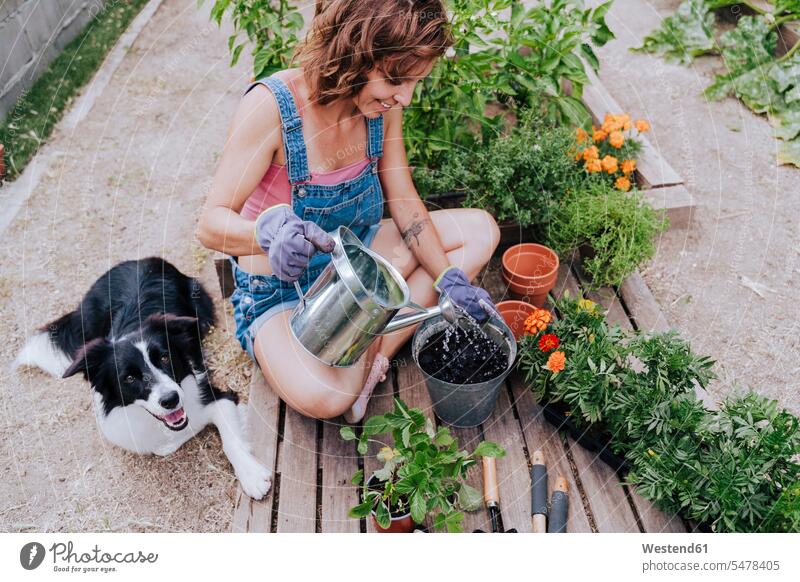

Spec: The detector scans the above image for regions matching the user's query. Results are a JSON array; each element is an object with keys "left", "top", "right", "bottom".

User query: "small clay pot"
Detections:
[
  {"left": 367, "top": 475, "right": 416, "bottom": 533},
  {"left": 501, "top": 243, "right": 559, "bottom": 307},
  {"left": 370, "top": 511, "right": 415, "bottom": 533},
  {"left": 496, "top": 300, "right": 536, "bottom": 340}
]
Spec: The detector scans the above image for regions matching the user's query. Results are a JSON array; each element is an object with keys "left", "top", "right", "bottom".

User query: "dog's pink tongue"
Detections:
[{"left": 165, "top": 408, "right": 184, "bottom": 423}]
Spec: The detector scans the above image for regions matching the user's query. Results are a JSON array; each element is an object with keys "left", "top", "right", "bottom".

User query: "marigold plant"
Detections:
[{"left": 572, "top": 112, "right": 646, "bottom": 191}]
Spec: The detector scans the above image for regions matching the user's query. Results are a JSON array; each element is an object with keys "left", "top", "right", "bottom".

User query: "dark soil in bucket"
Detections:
[{"left": 417, "top": 324, "right": 508, "bottom": 384}]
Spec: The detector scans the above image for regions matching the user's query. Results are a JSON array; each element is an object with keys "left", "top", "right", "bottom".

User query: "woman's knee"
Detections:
[
  {"left": 459, "top": 208, "right": 500, "bottom": 264},
  {"left": 284, "top": 385, "right": 353, "bottom": 420}
]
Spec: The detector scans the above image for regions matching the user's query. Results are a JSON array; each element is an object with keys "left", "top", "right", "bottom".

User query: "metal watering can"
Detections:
[{"left": 289, "top": 225, "right": 459, "bottom": 367}]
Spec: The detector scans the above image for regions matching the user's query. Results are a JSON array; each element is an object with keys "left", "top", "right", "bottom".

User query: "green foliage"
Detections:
[
  {"left": 0, "top": 0, "right": 151, "bottom": 181},
  {"left": 341, "top": 398, "right": 505, "bottom": 532},
  {"left": 542, "top": 180, "right": 668, "bottom": 288},
  {"left": 634, "top": 0, "right": 716, "bottom": 65},
  {"left": 201, "top": 0, "right": 304, "bottom": 78},
  {"left": 414, "top": 108, "right": 591, "bottom": 226},
  {"left": 404, "top": 0, "right": 614, "bottom": 169},
  {"left": 636, "top": 1, "right": 800, "bottom": 166},
  {"left": 517, "top": 292, "right": 800, "bottom": 532}
]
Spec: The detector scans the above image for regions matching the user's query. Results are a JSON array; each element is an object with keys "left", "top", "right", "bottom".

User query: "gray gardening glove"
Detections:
[
  {"left": 433, "top": 266, "right": 499, "bottom": 323},
  {"left": 254, "top": 204, "right": 335, "bottom": 282}
]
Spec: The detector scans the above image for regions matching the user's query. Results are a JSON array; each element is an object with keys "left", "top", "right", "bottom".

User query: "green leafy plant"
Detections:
[
  {"left": 542, "top": 179, "right": 668, "bottom": 288},
  {"left": 340, "top": 397, "right": 505, "bottom": 532},
  {"left": 201, "top": 0, "right": 304, "bottom": 78},
  {"left": 414, "top": 107, "right": 591, "bottom": 227},
  {"left": 636, "top": 1, "right": 800, "bottom": 166},
  {"left": 517, "top": 292, "right": 800, "bottom": 532},
  {"left": 406, "top": 0, "right": 615, "bottom": 169}
]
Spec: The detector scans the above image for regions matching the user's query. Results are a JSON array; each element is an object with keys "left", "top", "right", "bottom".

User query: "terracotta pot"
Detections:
[
  {"left": 496, "top": 300, "right": 536, "bottom": 340},
  {"left": 370, "top": 511, "right": 415, "bottom": 533},
  {"left": 501, "top": 244, "right": 559, "bottom": 307}
]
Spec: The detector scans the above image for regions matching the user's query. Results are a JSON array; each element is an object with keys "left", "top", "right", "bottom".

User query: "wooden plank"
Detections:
[
  {"left": 618, "top": 271, "right": 671, "bottom": 333},
  {"left": 480, "top": 386, "right": 532, "bottom": 533},
  {"left": 508, "top": 372, "right": 594, "bottom": 533},
  {"left": 571, "top": 256, "right": 629, "bottom": 325},
  {"left": 449, "top": 425, "right": 492, "bottom": 532},
  {"left": 320, "top": 417, "right": 360, "bottom": 533},
  {"left": 231, "top": 367, "right": 281, "bottom": 533},
  {"left": 642, "top": 184, "right": 695, "bottom": 230},
  {"left": 565, "top": 434, "right": 641, "bottom": 532},
  {"left": 362, "top": 370, "right": 397, "bottom": 533},
  {"left": 582, "top": 68, "right": 684, "bottom": 189},
  {"left": 276, "top": 407, "right": 318, "bottom": 532},
  {"left": 395, "top": 342, "right": 435, "bottom": 416},
  {"left": 214, "top": 255, "right": 235, "bottom": 299}
]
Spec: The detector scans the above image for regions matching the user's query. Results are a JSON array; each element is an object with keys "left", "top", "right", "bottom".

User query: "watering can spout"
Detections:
[{"left": 380, "top": 294, "right": 458, "bottom": 335}]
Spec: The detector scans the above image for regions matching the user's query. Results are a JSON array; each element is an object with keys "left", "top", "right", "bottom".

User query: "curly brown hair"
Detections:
[{"left": 296, "top": 0, "right": 453, "bottom": 105}]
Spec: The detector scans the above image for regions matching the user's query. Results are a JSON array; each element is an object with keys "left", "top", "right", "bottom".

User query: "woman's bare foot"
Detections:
[{"left": 343, "top": 352, "right": 390, "bottom": 424}]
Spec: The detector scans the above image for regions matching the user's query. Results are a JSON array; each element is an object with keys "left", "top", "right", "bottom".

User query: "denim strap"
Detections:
[
  {"left": 245, "top": 76, "right": 310, "bottom": 184},
  {"left": 366, "top": 115, "right": 384, "bottom": 160}
]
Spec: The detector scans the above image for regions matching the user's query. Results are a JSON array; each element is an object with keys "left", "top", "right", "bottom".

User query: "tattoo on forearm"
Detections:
[{"left": 401, "top": 213, "right": 428, "bottom": 247}]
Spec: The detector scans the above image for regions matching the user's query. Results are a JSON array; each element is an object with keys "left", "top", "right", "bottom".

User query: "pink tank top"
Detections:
[{"left": 240, "top": 76, "right": 370, "bottom": 220}]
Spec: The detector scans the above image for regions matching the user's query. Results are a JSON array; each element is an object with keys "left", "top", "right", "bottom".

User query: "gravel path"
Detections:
[
  {"left": 1, "top": 0, "right": 254, "bottom": 532},
  {"left": 592, "top": 0, "right": 800, "bottom": 417}
]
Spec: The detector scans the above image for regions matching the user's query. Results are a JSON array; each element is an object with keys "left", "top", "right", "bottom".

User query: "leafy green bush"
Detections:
[
  {"left": 542, "top": 180, "right": 668, "bottom": 288},
  {"left": 414, "top": 108, "right": 590, "bottom": 226},
  {"left": 517, "top": 293, "right": 800, "bottom": 532},
  {"left": 636, "top": 1, "right": 800, "bottom": 166},
  {"left": 340, "top": 398, "right": 505, "bottom": 532},
  {"left": 406, "top": 0, "right": 614, "bottom": 169},
  {"left": 202, "top": 0, "right": 303, "bottom": 78}
]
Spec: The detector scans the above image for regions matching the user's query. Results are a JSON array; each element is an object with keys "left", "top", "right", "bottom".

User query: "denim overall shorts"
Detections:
[{"left": 229, "top": 75, "right": 385, "bottom": 361}]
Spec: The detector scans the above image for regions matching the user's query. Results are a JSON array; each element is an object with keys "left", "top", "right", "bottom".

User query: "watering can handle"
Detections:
[{"left": 294, "top": 280, "right": 305, "bottom": 307}]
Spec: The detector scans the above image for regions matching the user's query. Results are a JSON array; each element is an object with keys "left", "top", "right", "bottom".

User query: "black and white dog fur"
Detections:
[{"left": 14, "top": 257, "right": 272, "bottom": 500}]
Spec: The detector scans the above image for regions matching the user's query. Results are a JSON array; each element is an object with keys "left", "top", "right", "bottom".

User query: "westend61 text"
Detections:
[
  {"left": 49, "top": 542, "right": 159, "bottom": 564},
  {"left": 642, "top": 543, "right": 708, "bottom": 554}
]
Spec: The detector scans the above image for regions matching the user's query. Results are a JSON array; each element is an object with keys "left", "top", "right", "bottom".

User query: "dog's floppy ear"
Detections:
[
  {"left": 145, "top": 312, "right": 199, "bottom": 336},
  {"left": 62, "top": 338, "right": 110, "bottom": 379}
]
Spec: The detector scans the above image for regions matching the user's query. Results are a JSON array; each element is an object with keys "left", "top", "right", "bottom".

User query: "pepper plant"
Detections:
[{"left": 340, "top": 397, "right": 505, "bottom": 532}]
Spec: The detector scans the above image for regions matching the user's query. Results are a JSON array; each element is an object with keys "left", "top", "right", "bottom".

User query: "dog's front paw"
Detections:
[{"left": 236, "top": 456, "right": 273, "bottom": 500}]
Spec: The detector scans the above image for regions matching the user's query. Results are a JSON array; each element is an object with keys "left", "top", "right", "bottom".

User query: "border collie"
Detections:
[{"left": 14, "top": 257, "right": 272, "bottom": 500}]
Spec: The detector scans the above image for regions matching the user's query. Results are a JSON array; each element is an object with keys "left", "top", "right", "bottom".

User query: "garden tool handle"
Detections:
[
  {"left": 531, "top": 450, "right": 548, "bottom": 534},
  {"left": 482, "top": 456, "right": 499, "bottom": 506},
  {"left": 548, "top": 476, "right": 569, "bottom": 534}
]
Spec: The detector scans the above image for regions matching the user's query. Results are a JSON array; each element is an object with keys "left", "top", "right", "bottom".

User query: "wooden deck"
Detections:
[{"left": 227, "top": 253, "right": 691, "bottom": 533}]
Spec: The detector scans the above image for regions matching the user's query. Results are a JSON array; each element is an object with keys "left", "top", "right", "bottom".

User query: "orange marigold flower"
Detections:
[
  {"left": 635, "top": 119, "right": 650, "bottom": 132},
  {"left": 538, "top": 333, "right": 560, "bottom": 352},
  {"left": 601, "top": 155, "right": 618, "bottom": 174},
  {"left": 621, "top": 159, "right": 636, "bottom": 175},
  {"left": 585, "top": 158, "right": 602, "bottom": 173},
  {"left": 523, "top": 309, "right": 553, "bottom": 335},
  {"left": 575, "top": 127, "right": 589, "bottom": 143},
  {"left": 608, "top": 130, "right": 624, "bottom": 148},
  {"left": 546, "top": 351, "right": 566, "bottom": 374},
  {"left": 615, "top": 176, "right": 631, "bottom": 191},
  {"left": 592, "top": 129, "right": 607, "bottom": 142},
  {"left": 581, "top": 145, "right": 599, "bottom": 162}
]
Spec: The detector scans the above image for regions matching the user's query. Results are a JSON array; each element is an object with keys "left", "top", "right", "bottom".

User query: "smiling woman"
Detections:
[{"left": 197, "top": 0, "right": 501, "bottom": 425}]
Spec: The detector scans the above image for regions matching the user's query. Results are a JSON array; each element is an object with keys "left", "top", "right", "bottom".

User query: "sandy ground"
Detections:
[
  {"left": 1, "top": 0, "right": 255, "bottom": 532},
  {"left": 1, "top": 0, "right": 798, "bottom": 533},
  {"left": 592, "top": 0, "right": 800, "bottom": 416}
]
